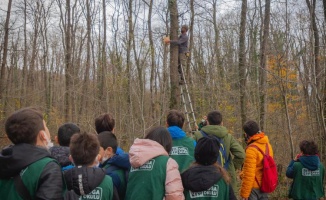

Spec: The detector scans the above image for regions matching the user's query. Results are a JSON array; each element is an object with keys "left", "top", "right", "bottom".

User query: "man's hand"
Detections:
[{"left": 163, "top": 36, "right": 170, "bottom": 44}]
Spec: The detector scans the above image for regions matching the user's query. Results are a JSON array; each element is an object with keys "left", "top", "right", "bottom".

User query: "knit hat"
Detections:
[{"left": 195, "top": 136, "right": 220, "bottom": 166}]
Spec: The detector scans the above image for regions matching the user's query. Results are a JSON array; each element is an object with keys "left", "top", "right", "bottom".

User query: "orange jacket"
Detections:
[{"left": 240, "top": 132, "right": 274, "bottom": 198}]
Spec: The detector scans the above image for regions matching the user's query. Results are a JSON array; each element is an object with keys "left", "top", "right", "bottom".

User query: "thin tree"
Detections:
[
  {"left": 259, "top": 0, "right": 271, "bottom": 130},
  {"left": 0, "top": 0, "right": 13, "bottom": 105},
  {"left": 239, "top": 0, "right": 248, "bottom": 127}
]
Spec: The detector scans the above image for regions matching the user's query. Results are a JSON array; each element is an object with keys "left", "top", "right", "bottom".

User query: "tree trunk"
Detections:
[
  {"left": 0, "top": 0, "right": 12, "bottom": 106},
  {"left": 259, "top": 0, "right": 271, "bottom": 130},
  {"left": 65, "top": 0, "right": 72, "bottom": 121},
  {"left": 239, "top": 0, "right": 248, "bottom": 127},
  {"left": 168, "top": 0, "right": 180, "bottom": 109}
]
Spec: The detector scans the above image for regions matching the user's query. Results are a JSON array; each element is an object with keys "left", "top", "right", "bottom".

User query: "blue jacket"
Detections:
[{"left": 167, "top": 126, "right": 196, "bottom": 146}]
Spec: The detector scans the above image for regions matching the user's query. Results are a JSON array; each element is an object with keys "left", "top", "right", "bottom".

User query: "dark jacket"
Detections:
[
  {"left": 170, "top": 33, "right": 188, "bottom": 53},
  {"left": 50, "top": 146, "right": 72, "bottom": 168},
  {"left": 286, "top": 155, "right": 325, "bottom": 199},
  {"left": 64, "top": 167, "right": 119, "bottom": 200},
  {"left": 0, "top": 143, "right": 64, "bottom": 199},
  {"left": 181, "top": 165, "right": 236, "bottom": 200}
]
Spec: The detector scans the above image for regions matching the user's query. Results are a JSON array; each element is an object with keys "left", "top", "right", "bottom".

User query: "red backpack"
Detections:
[{"left": 249, "top": 143, "right": 278, "bottom": 193}]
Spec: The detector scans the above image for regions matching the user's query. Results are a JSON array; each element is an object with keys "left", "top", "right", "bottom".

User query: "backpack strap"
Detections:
[{"left": 14, "top": 174, "right": 32, "bottom": 200}]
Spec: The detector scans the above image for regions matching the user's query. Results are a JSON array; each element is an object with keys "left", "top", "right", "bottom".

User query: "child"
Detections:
[
  {"left": 240, "top": 120, "right": 274, "bottom": 200},
  {"left": 166, "top": 110, "right": 195, "bottom": 172},
  {"left": 181, "top": 136, "right": 236, "bottom": 200},
  {"left": 95, "top": 113, "right": 124, "bottom": 154},
  {"left": 50, "top": 123, "right": 80, "bottom": 170},
  {"left": 286, "top": 140, "right": 325, "bottom": 199},
  {"left": 125, "top": 126, "right": 184, "bottom": 200},
  {"left": 64, "top": 132, "right": 119, "bottom": 200},
  {"left": 98, "top": 131, "right": 130, "bottom": 200}
]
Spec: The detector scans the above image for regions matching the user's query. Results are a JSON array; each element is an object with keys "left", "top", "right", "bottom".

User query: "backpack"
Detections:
[
  {"left": 200, "top": 130, "right": 230, "bottom": 169},
  {"left": 248, "top": 143, "right": 278, "bottom": 193}
]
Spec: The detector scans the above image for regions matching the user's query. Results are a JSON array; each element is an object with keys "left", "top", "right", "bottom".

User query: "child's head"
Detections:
[
  {"left": 166, "top": 110, "right": 185, "bottom": 128},
  {"left": 57, "top": 123, "right": 80, "bottom": 146},
  {"left": 69, "top": 132, "right": 100, "bottom": 166},
  {"left": 207, "top": 110, "right": 223, "bottom": 125},
  {"left": 195, "top": 136, "right": 220, "bottom": 166},
  {"left": 95, "top": 113, "right": 115, "bottom": 133},
  {"left": 145, "top": 126, "right": 172, "bottom": 153},
  {"left": 5, "top": 107, "right": 49, "bottom": 146},
  {"left": 97, "top": 131, "right": 118, "bottom": 162},
  {"left": 299, "top": 140, "right": 318, "bottom": 155},
  {"left": 243, "top": 120, "right": 260, "bottom": 137}
]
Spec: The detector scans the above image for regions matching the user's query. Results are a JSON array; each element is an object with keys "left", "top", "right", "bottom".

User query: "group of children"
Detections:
[{"left": 0, "top": 107, "right": 324, "bottom": 200}]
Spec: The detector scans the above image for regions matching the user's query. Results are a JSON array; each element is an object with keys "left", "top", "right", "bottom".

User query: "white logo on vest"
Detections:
[
  {"left": 130, "top": 159, "right": 156, "bottom": 172},
  {"left": 302, "top": 168, "right": 320, "bottom": 176},
  {"left": 189, "top": 184, "right": 219, "bottom": 198},
  {"left": 170, "top": 146, "right": 189, "bottom": 155},
  {"left": 80, "top": 187, "right": 103, "bottom": 200}
]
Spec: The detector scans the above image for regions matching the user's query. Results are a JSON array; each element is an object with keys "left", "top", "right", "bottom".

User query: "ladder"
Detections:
[{"left": 179, "top": 63, "right": 197, "bottom": 132}]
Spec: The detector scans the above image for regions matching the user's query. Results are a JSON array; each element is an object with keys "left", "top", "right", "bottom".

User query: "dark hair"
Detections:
[
  {"left": 95, "top": 113, "right": 115, "bottom": 133},
  {"left": 70, "top": 132, "right": 100, "bottom": 166},
  {"left": 299, "top": 140, "right": 318, "bottom": 155},
  {"left": 181, "top": 25, "right": 188, "bottom": 32},
  {"left": 207, "top": 110, "right": 222, "bottom": 125},
  {"left": 57, "top": 123, "right": 80, "bottom": 146},
  {"left": 145, "top": 126, "right": 172, "bottom": 153},
  {"left": 243, "top": 120, "right": 260, "bottom": 136},
  {"left": 5, "top": 107, "right": 44, "bottom": 145},
  {"left": 166, "top": 110, "right": 185, "bottom": 128},
  {"left": 97, "top": 131, "right": 118, "bottom": 153}
]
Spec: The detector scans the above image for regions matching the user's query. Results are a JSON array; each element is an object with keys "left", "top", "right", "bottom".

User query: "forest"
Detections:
[{"left": 0, "top": 0, "right": 325, "bottom": 197}]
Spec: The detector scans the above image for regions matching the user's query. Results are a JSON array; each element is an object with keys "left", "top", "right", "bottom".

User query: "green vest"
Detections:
[
  {"left": 125, "top": 155, "right": 169, "bottom": 200},
  {"left": 184, "top": 179, "right": 229, "bottom": 200},
  {"left": 170, "top": 137, "right": 195, "bottom": 173},
  {"left": 289, "top": 162, "right": 325, "bottom": 199},
  {"left": 103, "top": 163, "right": 126, "bottom": 200},
  {"left": 79, "top": 175, "right": 113, "bottom": 200},
  {"left": 0, "top": 157, "right": 56, "bottom": 199}
]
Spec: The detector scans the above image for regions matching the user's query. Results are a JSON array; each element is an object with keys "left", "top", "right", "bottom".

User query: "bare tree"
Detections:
[
  {"left": 0, "top": 0, "right": 13, "bottom": 106},
  {"left": 239, "top": 0, "right": 248, "bottom": 127},
  {"left": 168, "top": 0, "right": 180, "bottom": 109},
  {"left": 259, "top": 0, "right": 271, "bottom": 130}
]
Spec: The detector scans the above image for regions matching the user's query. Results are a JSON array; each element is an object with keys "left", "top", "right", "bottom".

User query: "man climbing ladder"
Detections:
[
  {"left": 164, "top": 25, "right": 189, "bottom": 85},
  {"left": 165, "top": 25, "right": 196, "bottom": 131}
]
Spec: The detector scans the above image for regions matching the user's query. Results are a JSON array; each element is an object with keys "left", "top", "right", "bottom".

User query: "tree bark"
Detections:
[
  {"left": 259, "top": 0, "right": 271, "bottom": 130},
  {"left": 239, "top": 0, "right": 248, "bottom": 127},
  {"left": 0, "top": 0, "right": 12, "bottom": 104},
  {"left": 168, "top": 0, "right": 180, "bottom": 109},
  {"left": 65, "top": 0, "right": 72, "bottom": 121}
]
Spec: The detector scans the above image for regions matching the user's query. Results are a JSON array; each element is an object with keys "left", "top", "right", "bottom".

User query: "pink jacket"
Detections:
[{"left": 129, "top": 138, "right": 185, "bottom": 200}]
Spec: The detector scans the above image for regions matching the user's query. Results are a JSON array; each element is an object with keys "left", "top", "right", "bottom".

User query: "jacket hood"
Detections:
[
  {"left": 50, "top": 146, "right": 71, "bottom": 167},
  {"left": 201, "top": 125, "right": 228, "bottom": 138},
  {"left": 247, "top": 132, "right": 269, "bottom": 145},
  {"left": 181, "top": 165, "right": 222, "bottom": 192},
  {"left": 102, "top": 153, "right": 131, "bottom": 170},
  {"left": 129, "top": 138, "right": 168, "bottom": 168},
  {"left": 64, "top": 166, "right": 105, "bottom": 196},
  {"left": 168, "top": 126, "right": 186, "bottom": 139},
  {"left": 0, "top": 143, "right": 51, "bottom": 179},
  {"left": 298, "top": 155, "right": 320, "bottom": 171}
]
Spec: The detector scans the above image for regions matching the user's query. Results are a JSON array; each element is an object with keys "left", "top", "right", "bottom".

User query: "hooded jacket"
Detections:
[
  {"left": 286, "top": 155, "right": 325, "bottom": 199},
  {"left": 50, "top": 145, "right": 72, "bottom": 168},
  {"left": 126, "top": 138, "right": 184, "bottom": 200},
  {"left": 168, "top": 126, "right": 196, "bottom": 172},
  {"left": 64, "top": 166, "right": 119, "bottom": 200},
  {"left": 194, "top": 125, "right": 245, "bottom": 192},
  {"left": 100, "top": 153, "right": 130, "bottom": 199},
  {"left": 240, "top": 132, "right": 274, "bottom": 198},
  {"left": 0, "top": 143, "right": 65, "bottom": 199},
  {"left": 181, "top": 165, "right": 236, "bottom": 200}
]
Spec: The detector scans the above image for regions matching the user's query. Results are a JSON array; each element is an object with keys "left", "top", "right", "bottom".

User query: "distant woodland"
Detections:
[{"left": 0, "top": 0, "right": 326, "bottom": 196}]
